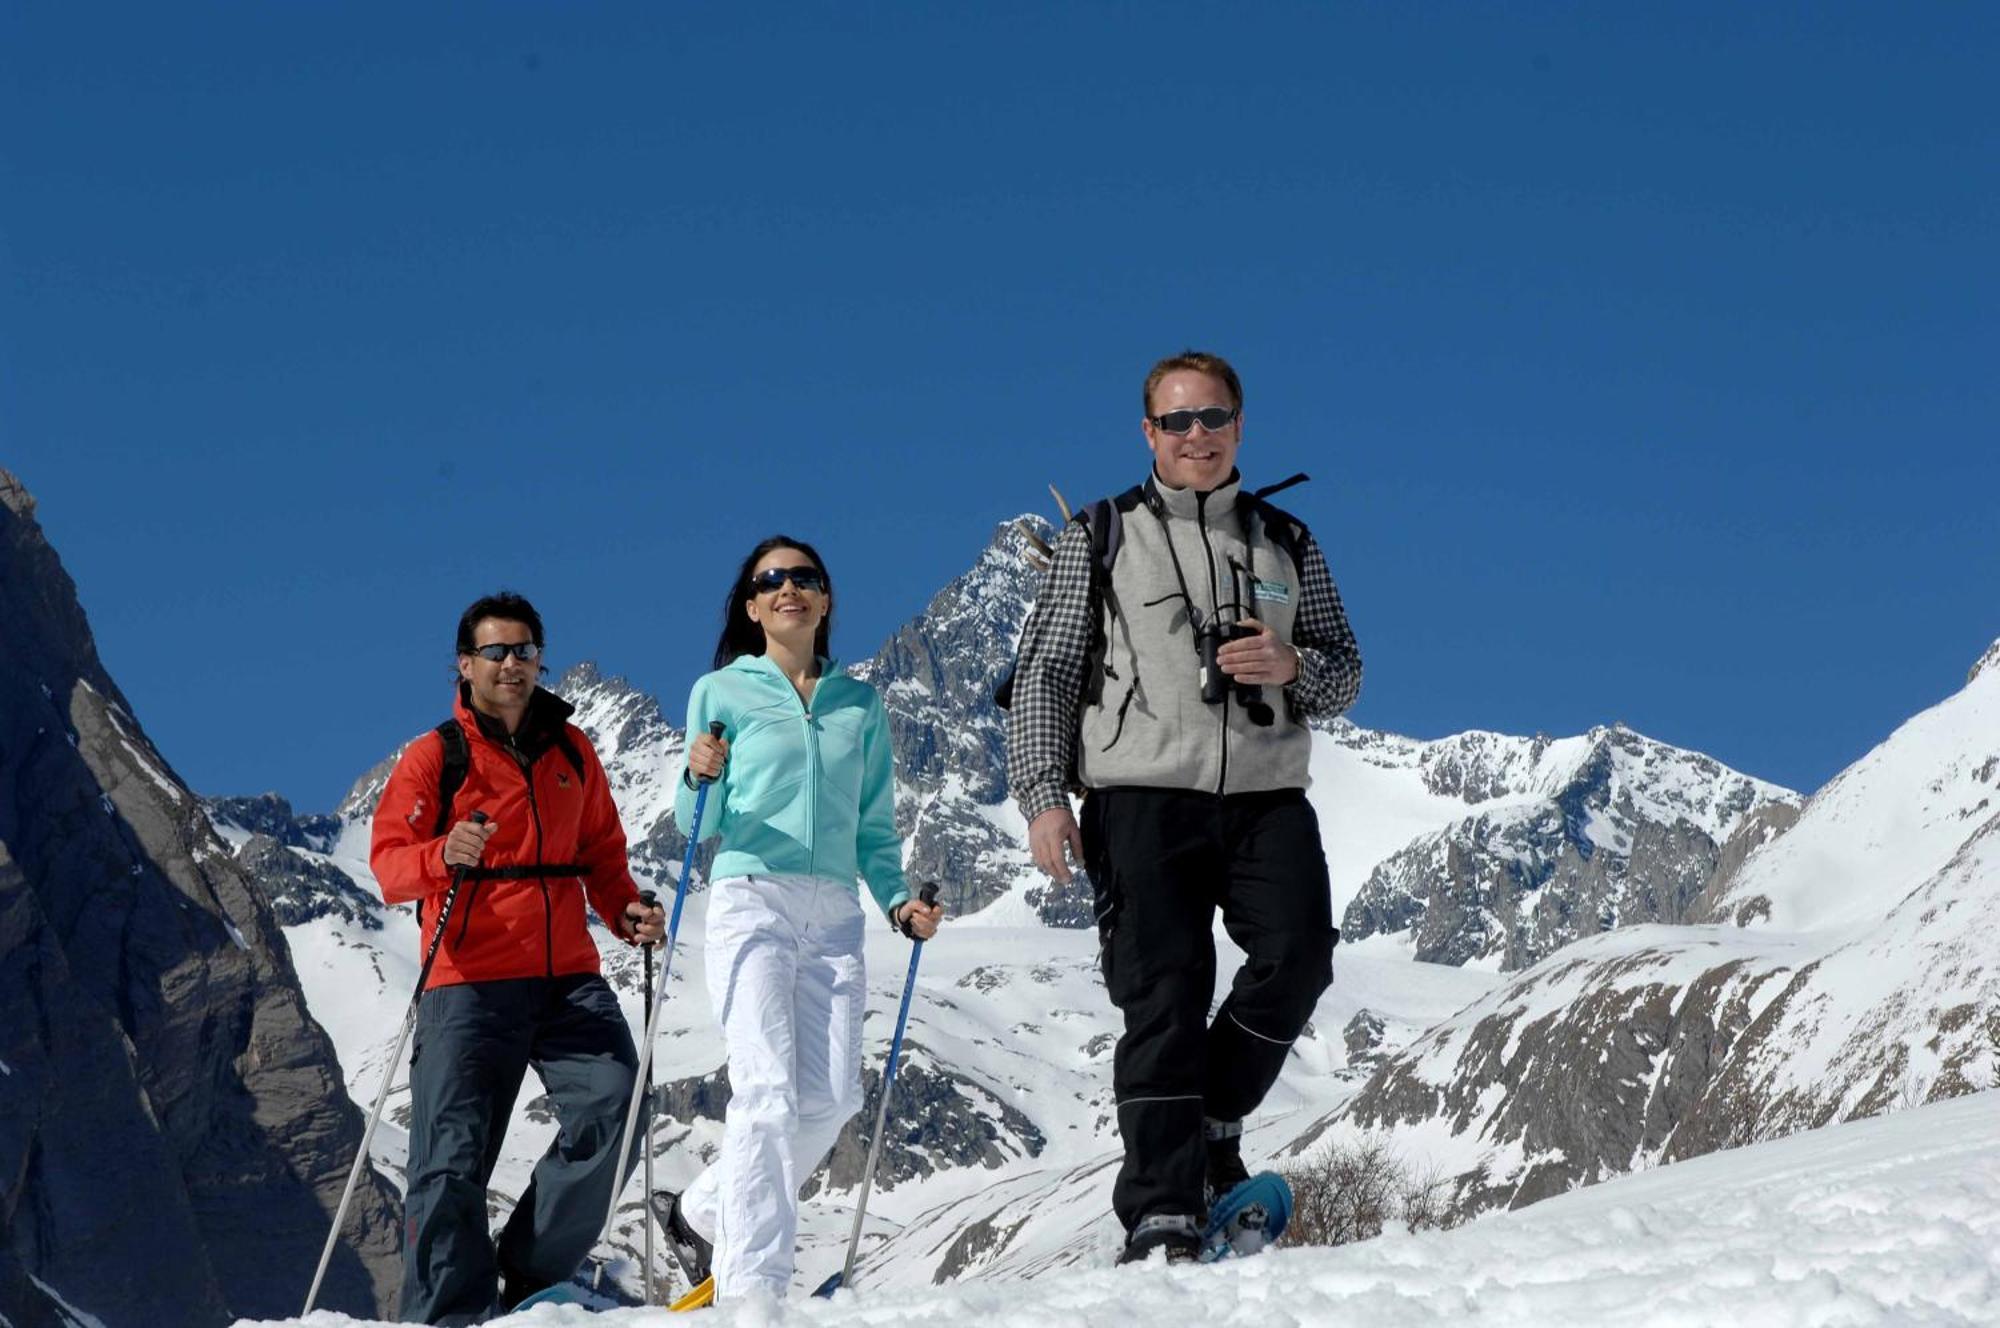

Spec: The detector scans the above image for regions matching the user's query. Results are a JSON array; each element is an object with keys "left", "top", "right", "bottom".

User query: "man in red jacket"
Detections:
[{"left": 372, "top": 591, "right": 665, "bottom": 1324}]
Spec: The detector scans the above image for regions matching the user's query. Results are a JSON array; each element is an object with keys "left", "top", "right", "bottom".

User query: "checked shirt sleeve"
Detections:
[
  {"left": 1286, "top": 528, "right": 1363, "bottom": 720},
  {"left": 1005, "top": 520, "right": 1095, "bottom": 823}
]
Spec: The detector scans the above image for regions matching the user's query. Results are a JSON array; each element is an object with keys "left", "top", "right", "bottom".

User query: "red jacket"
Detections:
[{"left": 371, "top": 685, "right": 643, "bottom": 988}]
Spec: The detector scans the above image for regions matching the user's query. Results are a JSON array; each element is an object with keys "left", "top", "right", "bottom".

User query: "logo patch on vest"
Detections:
[
  {"left": 557, "top": 771, "right": 571, "bottom": 788},
  {"left": 1251, "top": 579, "right": 1292, "bottom": 605}
]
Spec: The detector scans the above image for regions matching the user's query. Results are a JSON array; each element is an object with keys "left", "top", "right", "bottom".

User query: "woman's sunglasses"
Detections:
[{"left": 751, "top": 566, "right": 827, "bottom": 594}]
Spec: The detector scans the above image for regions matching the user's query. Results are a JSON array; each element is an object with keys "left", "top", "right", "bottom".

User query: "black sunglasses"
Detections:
[
  {"left": 1150, "top": 405, "right": 1239, "bottom": 435},
  {"left": 468, "top": 642, "right": 542, "bottom": 662},
  {"left": 751, "top": 566, "right": 827, "bottom": 594}
]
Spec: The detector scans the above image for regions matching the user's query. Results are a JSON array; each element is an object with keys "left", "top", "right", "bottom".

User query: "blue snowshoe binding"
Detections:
[{"left": 1200, "top": 1171, "right": 1292, "bottom": 1262}]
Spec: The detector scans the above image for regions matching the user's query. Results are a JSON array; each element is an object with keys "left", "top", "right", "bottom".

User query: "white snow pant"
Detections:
[{"left": 682, "top": 873, "right": 867, "bottom": 1299}]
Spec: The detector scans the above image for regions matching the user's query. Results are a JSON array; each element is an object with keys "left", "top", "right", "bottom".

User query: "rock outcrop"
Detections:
[{"left": 0, "top": 469, "right": 400, "bottom": 1327}]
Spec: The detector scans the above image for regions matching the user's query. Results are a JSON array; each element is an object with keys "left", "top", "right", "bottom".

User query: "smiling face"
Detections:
[
  {"left": 457, "top": 615, "right": 539, "bottom": 722},
  {"left": 1143, "top": 368, "right": 1243, "bottom": 492},
  {"left": 744, "top": 545, "right": 830, "bottom": 653}
]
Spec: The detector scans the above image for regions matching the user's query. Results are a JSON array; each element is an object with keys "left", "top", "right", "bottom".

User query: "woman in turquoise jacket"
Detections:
[{"left": 653, "top": 535, "right": 943, "bottom": 1304}]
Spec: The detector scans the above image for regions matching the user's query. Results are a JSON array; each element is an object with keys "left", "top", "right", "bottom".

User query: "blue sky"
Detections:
[{"left": 4, "top": 3, "right": 1995, "bottom": 811}]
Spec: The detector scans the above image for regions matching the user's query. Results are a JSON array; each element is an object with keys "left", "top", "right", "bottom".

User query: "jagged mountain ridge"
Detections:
[
  {"left": 1339, "top": 723, "right": 1797, "bottom": 971},
  {"left": 302, "top": 515, "right": 1796, "bottom": 954}
]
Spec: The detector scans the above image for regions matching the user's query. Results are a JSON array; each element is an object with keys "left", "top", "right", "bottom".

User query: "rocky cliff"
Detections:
[{"left": 0, "top": 469, "right": 400, "bottom": 1327}]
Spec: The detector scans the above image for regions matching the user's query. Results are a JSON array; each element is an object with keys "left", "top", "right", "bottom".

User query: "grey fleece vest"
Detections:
[{"left": 1077, "top": 473, "right": 1312, "bottom": 795}]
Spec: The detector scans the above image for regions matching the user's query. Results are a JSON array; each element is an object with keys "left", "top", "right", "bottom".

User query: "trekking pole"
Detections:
[
  {"left": 595, "top": 722, "right": 725, "bottom": 1291},
  {"left": 639, "top": 888, "right": 658, "bottom": 1306},
  {"left": 303, "top": 810, "right": 486, "bottom": 1316},
  {"left": 816, "top": 881, "right": 941, "bottom": 1298}
]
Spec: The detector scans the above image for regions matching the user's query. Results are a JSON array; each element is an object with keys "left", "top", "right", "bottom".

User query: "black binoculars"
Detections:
[{"left": 1196, "top": 619, "right": 1276, "bottom": 727}]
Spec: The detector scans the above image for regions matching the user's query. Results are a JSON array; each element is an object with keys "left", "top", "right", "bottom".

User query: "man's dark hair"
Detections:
[
  {"left": 712, "top": 536, "right": 834, "bottom": 669},
  {"left": 456, "top": 591, "right": 545, "bottom": 655},
  {"left": 1142, "top": 349, "right": 1244, "bottom": 416}
]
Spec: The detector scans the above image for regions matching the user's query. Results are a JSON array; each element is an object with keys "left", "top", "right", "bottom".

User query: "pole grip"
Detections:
[{"left": 696, "top": 720, "right": 726, "bottom": 786}]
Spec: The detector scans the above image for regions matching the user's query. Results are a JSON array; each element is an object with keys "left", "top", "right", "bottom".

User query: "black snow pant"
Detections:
[
  {"left": 399, "top": 973, "right": 639, "bottom": 1325},
  {"left": 1080, "top": 787, "right": 1337, "bottom": 1233}
]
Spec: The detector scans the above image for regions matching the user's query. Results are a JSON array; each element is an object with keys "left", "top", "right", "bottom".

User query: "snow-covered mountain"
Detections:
[
  {"left": 1300, "top": 639, "right": 2000, "bottom": 1219},
  {"left": 1337, "top": 723, "right": 1797, "bottom": 970},
  {"left": 308, "top": 517, "right": 1798, "bottom": 947},
  {"left": 848, "top": 519, "right": 1049, "bottom": 922}
]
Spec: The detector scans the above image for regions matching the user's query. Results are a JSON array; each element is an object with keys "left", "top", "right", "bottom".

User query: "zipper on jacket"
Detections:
[
  {"left": 1195, "top": 491, "right": 1231, "bottom": 795},
  {"left": 510, "top": 734, "right": 555, "bottom": 979},
  {"left": 803, "top": 692, "right": 820, "bottom": 880}
]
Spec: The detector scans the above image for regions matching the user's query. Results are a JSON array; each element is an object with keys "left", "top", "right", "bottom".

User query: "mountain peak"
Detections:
[
  {"left": 1971, "top": 638, "right": 2000, "bottom": 686},
  {"left": 1, "top": 465, "right": 37, "bottom": 517}
]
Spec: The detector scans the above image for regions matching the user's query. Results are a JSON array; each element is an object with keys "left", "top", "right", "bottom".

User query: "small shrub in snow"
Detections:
[{"left": 1280, "top": 1137, "right": 1464, "bottom": 1247}]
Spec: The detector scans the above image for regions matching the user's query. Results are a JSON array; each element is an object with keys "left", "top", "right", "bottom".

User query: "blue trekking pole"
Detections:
[
  {"left": 815, "top": 880, "right": 942, "bottom": 1298},
  {"left": 594, "top": 722, "right": 726, "bottom": 1292}
]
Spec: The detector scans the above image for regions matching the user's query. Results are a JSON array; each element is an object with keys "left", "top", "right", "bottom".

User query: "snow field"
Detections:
[{"left": 245, "top": 1089, "right": 2000, "bottom": 1327}]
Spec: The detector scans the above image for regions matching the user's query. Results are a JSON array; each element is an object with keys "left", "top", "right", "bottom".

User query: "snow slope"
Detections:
[
  {"left": 239, "top": 1087, "right": 2000, "bottom": 1327},
  {"left": 1320, "top": 640, "right": 2000, "bottom": 1214}
]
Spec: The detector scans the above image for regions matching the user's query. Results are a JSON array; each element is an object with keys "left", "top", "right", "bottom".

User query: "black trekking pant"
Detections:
[
  {"left": 399, "top": 973, "right": 639, "bottom": 1325},
  {"left": 1080, "top": 787, "right": 1336, "bottom": 1233}
]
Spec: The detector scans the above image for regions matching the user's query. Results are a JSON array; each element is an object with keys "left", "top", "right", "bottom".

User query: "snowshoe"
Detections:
[
  {"left": 508, "top": 1281, "right": 584, "bottom": 1311},
  {"left": 670, "top": 1275, "right": 715, "bottom": 1311},
  {"left": 1200, "top": 1171, "right": 1292, "bottom": 1262}
]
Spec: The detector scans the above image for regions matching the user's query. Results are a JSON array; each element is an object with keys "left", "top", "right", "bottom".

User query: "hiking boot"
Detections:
[
  {"left": 1205, "top": 1119, "right": 1250, "bottom": 1208},
  {"left": 1117, "top": 1213, "right": 1202, "bottom": 1265},
  {"left": 649, "top": 1189, "right": 713, "bottom": 1286}
]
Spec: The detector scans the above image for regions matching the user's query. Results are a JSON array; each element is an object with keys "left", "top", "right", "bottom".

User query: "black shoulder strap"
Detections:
[
  {"left": 432, "top": 719, "right": 470, "bottom": 838},
  {"left": 1080, "top": 498, "right": 1115, "bottom": 590},
  {"left": 1242, "top": 474, "right": 1311, "bottom": 570},
  {"left": 1251, "top": 472, "right": 1310, "bottom": 503},
  {"left": 1082, "top": 484, "right": 1144, "bottom": 596},
  {"left": 553, "top": 729, "right": 589, "bottom": 789}
]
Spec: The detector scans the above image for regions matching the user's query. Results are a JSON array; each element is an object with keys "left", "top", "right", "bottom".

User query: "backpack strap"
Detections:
[
  {"left": 553, "top": 729, "right": 589, "bottom": 791},
  {"left": 432, "top": 719, "right": 470, "bottom": 838},
  {"left": 992, "top": 485, "right": 1142, "bottom": 713},
  {"left": 432, "top": 718, "right": 589, "bottom": 838},
  {"left": 1079, "top": 495, "right": 1119, "bottom": 590},
  {"left": 1240, "top": 474, "right": 1311, "bottom": 573},
  {"left": 1251, "top": 472, "right": 1310, "bottom": 503}
]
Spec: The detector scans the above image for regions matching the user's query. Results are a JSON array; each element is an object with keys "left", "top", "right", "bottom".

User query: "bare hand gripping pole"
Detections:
[
  {"left": 304, "top": 810, "right": 487, "bottom": 1316},
  {"left": 595, "top": 721, "right": 725, "bottom": 1292}
]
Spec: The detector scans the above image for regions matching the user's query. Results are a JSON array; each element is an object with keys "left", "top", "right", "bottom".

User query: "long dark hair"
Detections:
[{"left": 712, "top": 535, "right": 835, "bottom": 669}]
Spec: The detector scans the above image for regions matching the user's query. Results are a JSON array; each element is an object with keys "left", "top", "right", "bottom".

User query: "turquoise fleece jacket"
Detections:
[{"left": 676, "top": 654, "right": 910, "bottom": 920}]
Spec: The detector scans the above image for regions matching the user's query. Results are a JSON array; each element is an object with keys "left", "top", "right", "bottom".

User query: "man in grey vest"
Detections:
[{"left": 1005, "top": 350, "right": 1362, "bottom": 1264}]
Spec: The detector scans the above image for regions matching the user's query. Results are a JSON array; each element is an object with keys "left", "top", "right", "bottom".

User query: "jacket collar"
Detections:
[
  {"left": 724, "top": 653, "right": 843, "bottom": 684},
  {"left": 1144, "top": 467, "right": 1242, "bottom": 523},
  {"left": 454, "top": 681, "right": 575, "bottom": 760}
]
